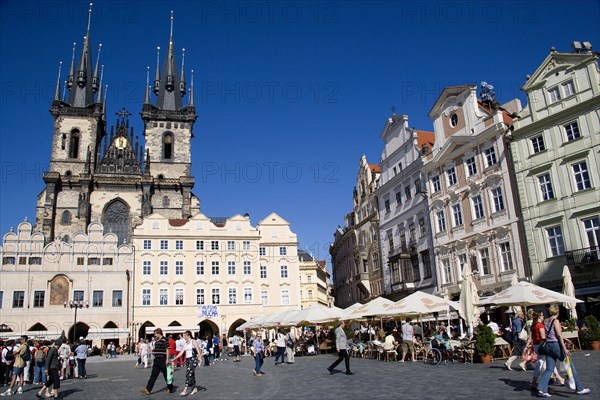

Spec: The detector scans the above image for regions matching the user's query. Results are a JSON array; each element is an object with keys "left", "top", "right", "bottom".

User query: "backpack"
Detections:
[
  {"left": 4, "top": 347, "right": 15, "bottom": 364},
  {"left": 35, "top": 347, "right": 46, "bottom": 363},
  {"left": 21, "top": 346, "right": 32, "bottom": 362},
  {"left": 286, "top": 335, "right": 295, "bottom": 348}
]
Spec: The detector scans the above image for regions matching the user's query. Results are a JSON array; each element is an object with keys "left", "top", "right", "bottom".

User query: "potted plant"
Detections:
[
  {"left": 582, "top": 315, "right": 600, "bottom": 350},
  {"left": 474, "top": 325, "right": 495, "bottom": 364}
]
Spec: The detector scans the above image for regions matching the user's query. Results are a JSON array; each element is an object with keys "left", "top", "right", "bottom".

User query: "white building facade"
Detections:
[{"left": 376, "top": 114, "right": 437, "bottom": 301}]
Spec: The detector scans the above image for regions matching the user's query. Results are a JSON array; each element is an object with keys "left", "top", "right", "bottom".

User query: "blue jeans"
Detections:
[
  {"left": 34, "top": 362, "right": 46, "bottom": 384},
  {"left": 274, "top": 346, "right": 286, "bottom": 363},
  {"left": 537, "top": 342, "right": 585, "bottom": 393},
  {"left": 254, "top": 353, "right": 264, "bottom": 374}
]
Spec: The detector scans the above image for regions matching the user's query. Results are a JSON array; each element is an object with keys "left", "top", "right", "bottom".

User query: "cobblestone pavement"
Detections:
[{"left": 8, "top": 351, "right": 600, "bottom": 399}]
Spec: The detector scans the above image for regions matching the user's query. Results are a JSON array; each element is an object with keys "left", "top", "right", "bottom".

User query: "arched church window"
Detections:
[
  {"left": 69, "top": 129, "right": 80, "bottom": 159},
  {"left": 163, "top": 132, "right": 173, "bottom": 160},
  {"left": 162, "top": 196, "right": 170, "bottom": 207},
  {"left": 102, "top": 199, "right": 130, "bottom": 244},
  {"left": 61, "top": 211, "right": 71, "bottom": 225},
  {"left": 61, "top": 133, "right": 67, "bottom": 150}
]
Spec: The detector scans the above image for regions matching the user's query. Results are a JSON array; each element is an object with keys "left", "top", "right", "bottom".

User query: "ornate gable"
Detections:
[{"left": 96, "top": 110, "right": 143, "bottom": 175}]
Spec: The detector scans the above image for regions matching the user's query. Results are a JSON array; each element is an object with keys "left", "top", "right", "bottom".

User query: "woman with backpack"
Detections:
[{"left": 33, "top": 342, "right": 47, "bottom": 385}]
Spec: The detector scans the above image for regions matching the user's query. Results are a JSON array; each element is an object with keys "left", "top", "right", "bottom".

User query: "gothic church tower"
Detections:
[{"left": 35, "top": 7, "right": 199, "bottom": 244}]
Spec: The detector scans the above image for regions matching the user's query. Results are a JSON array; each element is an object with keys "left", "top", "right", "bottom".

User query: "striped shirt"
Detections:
[{"left": 152, "top": 337, "right": 169, "bottom": 359}]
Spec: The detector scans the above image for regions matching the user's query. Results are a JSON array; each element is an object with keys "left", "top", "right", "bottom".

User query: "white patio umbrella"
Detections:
[
  {"left": 382, "top": 291, "right": 459, "bottom": 316},
  {"left": 340, "top": 302, "right": 364, "bottom": 320},
  {"left": 346, "top": 296, "right": 395, "bottom": 319},
  {"left": 459, "top": 263, "right": 480, "bottom": 338},
  {"left": 482, "top": 281, "right": 583, "bottom": 307},
  {"left": 509, "top": 274, "right": 522, "bottom": 315},
  {"left": 562, "top": 265, "right": 578, "bottom": 319},
  {"left": 284, "top": 304, "right": 345, "bottom": 326}
]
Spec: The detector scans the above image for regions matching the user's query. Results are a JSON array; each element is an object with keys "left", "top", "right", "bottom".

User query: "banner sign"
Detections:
[{"left": 199, "top": 305, "right": 218, "bottom": 318}]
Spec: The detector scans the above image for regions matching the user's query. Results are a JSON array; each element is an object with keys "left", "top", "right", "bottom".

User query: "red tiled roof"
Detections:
[
  {"left": 168, "top": 219, "right": 188, "bottom": 227},
  {"left": 416, "top": 130, "right": 435, "bottom": 148},
  {"left": 368, "top": 164, "right": 381, "bottom": 173}
]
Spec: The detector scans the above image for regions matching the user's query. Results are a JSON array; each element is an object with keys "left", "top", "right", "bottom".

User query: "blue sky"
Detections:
[{"left": 1, "top": 1, "right": 599, "bottom": 269}]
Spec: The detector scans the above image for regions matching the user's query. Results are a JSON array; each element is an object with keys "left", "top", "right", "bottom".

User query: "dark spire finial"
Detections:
[
  {"left": 155, "top": 11, "right": 184, "bottom": 111},
  {"left": 69, "top": 3, "right": 95, "bottom": 107},
  {"left": 153, "top": 46, "right": 161, "bottom": 95},
  {"left": 179, "top": 48, "right": 186, "bottom": 96},
  {"left": 92, "top": 43, "right": 102, "bottom": 93},
  {"left": 67, "top": 42, "right": 76, "bottom": 89},
  {"left": 54, "top": 61, "right": 63, "bottom": 101},
  {"left": 62, "top": 80, "right": 67, "bottom": 101},
  {"left": 144, "top": 66, "right": 150, "bottom": 104},
  {"left": 96, "top": 64, "right": 104, "bottom": 104},
  {"left": 189, "top": 69, "right": 194, "bottom": 107}
]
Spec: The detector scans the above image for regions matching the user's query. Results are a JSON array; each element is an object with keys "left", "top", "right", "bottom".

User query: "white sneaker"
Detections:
[
  {"left": 0, "top": 390, "right": 12, "bottom": 397},
  {"left": 16, "top": 388, "right": 22, "bottom": 395},
  {"left": 504, "top": 361, "right": 512, "bottom": 371},
  {"left": 577, "top": 389, "right": 591, "bottom": 395}
]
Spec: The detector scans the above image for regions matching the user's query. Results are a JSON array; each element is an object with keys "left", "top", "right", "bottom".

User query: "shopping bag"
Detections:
[
  {"left": 166, "top": 364, "right": 174, "bottom": 385},
  {"left": 564, "top": 357, "right": 576, "bottom": 390}
]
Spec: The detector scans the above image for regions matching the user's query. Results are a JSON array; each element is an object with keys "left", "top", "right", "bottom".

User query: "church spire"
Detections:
[
  {"left": 155, "top": 11, "right": 183, "bottom": 111},
  {"left": 189, "top": 69, "right": 194, "bottom": 107},
  {"left": 67, "top": 42, "right": 76, "bottom": 89},
  {"left": 68, "top": 3, "right": 95, "bottom": 108},
  {"left": 96, "top": 64, "right": 104, "bottom": 103},
  {"left": 144, "top": 66, "right": 150, "bottom": 104},
  {"left": 153, "top": 47, "right": 160, "bottom": 95},
  {"left": 54, "top": 62, "right": 62, "bottom": 102},
  {"left": 92, "top": 43, "right": 102, "bottom": 94},
  {"left": 179, "top": 48, "right": 186, "bottom": 96}
]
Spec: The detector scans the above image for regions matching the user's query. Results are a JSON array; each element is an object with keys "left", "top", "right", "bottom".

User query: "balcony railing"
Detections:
[{"left": 565, "top": 245, "right": 600, "bottom": 266}]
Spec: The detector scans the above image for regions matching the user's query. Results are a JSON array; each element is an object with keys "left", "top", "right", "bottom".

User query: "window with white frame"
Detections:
[
  {"left": 261, "top": 290, "right": 268, "bottom": 305},
  {"left": 244, "top": 287, "right": 252, "bottom": 304},
  {"left": 11, "top": 291, "right": 24, "bottom": 308},
  {"left": 583, "top": 217, "right": 600, "bottom": 248},
  {"left": 419, "top": 218, "right": 426, "bottom": 237},
  {"left": 491, "top": 187, "right": 505, "bottom": 212},
  {"left": 196, "top": 261, "right": 204, "bottom": 275},
  {"left": 227, "top": 240, "right": 235, "bottom": 251},
  {"left": 160, "top": 240, "right": 168, "bottom": 250},
  {"left": 395, "top": 191, "right": 402, "bottom": 206},
  {"left": 159, "top": 288, "right": 168, "bottom": 305},
  {"left": 562, "top": 80, "right": 575, "bottom": 97},
  {"left": 452, "top": 204, "right": 463, "bottom": 227},
  {"left": 175, "top": 288, "right": 184, "bottom": 305},
  {"left": 538, "top": 173, "right": 555, "bottom": 201},
  {"left": 259, "top": 247, "right": 266, "bottom": 256},
  {"left": 479, "top": 248, "right": 490, "bottom": 275},
  {"left": 196, "top": 240, "right": 204, "bottom": 250},
  {"left": 211, "top": 240, "right": 219, "bottom": 250},
  {"left": 175, "top": 240, "right": 183, "bottom": 250},
  {"left": 572, "top": 161, "right": 591, "bottom": 191},
  {"left": 447, "top": 166, "right": 457, "bottom": 186},
  {"left": 73, "top": 290, "right": 84, "bottom": 303},
  {"left": 196, "top": 288, "right": 205, "bottom": 305},
  {"left": 143, "top": 239, "right": 151, "bottom": 250},
  {"left": 466, "top": 156, "right": 477, "bottom": 177},
  {"left": 260, "top": 265, "right": 267, "bottom": 279},
  {"left": 548, "top": 86, "right": 561, "bottom": 103},
  {"left": 159, "top": 261, "right": 168, "bottom": 275},
  {"left": 281, "top": 289, "right": 290, "bottom": 305},
  {"left": 243, "top": 240, "right": 251, "bottom": 250},
  {"left": 92, "top": 290, "right": 103, "bottom": 307},
  {"left": 279, "top": 246, "right": 287, "bottom": 256},
  {"left": 405, "top": 185, "right": 412, "bottom": 200},
  {"left": 175, "top": 260, "right": 183, "bottom": 275},
  {"left": 308, "top": 289, "right": 313, "bottom": 299},
  {"left": 143, "top": 260, "right": 151, "bottom": 275},
  {"left": 280, "top": 265, "right": 288, "bottom": 278},
  {"left": 531, "top": 135, "right": 546, "bottom": 154},
  {"left": 211, "top": 288, "right": 220, "bottom": 304},
  {"left": 211, "top": 261, "right": 220, "bottom": 274},
  {"left": 228, "top": 288, "right": 237, "bottom": 304},
  {"left": 484, "top": 146, "right": 497, "bottom": 167},
  {"left": 547, "top": 226, "right": 565, "bottom": 256},
  {"left": 472, "top": 195, "right": 484, "bottom": 220},
  {"left": 441, "top": 259, "right": 452, "bottom": 284},
  {"left": 142, "top": 288, "right": 151, "bottom": 306},
  {"left": 228, "top": 261, "right": 236, "bottom": 275},
  {"left": 432, "top": 175, "right": 441, "bottom": 193},
  {"left": 436, "top": 210, "right": 446, "bottom": 232},
  {"left": 384, "top": 199, "right": 391, "bottom": 212},
  {"left": 499, "top": 242, "right": 514, "bottom": 271},
  {"left": 564, "top": 122, "right": 580, "bottom": 142},
  {"left": 243, "top": 261, "right": 251, "bottom": 275}
]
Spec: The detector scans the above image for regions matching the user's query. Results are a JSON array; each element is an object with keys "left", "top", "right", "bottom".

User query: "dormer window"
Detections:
[
  {"left": 450, "top": 113, "right": 458, "bottom": 127},
  {"left": 163, "top": 132, "right": 173, "bottom": 160}
]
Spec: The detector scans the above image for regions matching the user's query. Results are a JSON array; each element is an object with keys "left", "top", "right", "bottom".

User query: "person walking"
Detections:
[
  {"left": 33, "top": 341, "right": 47, "bottom": 386},
  {"left": 36, "top": 339, "right": 61, "bottom": 400},
  {"left": 140, "top": 339, "right": 150, "bottom": 369},
  {"left": 400, "top": 318, "right": 416, "bottom": 362},
  {"left": 252, "top": 333, "right": 265, "bottom": 376},
  {"left": 232, "top": 333, "right": 241, "bottom": 362},
  {"left": 327, "top": 320, "right": 353, "bottom": 375},
  {"left": 274, "top": 329, "right": 286, "bottom": 365},
  {"left": 74, "top": 340, "right": 88, "bottom": 379},
  {"left": 172, "top": 330, "right": 202, "bottom": 396},
  {"left": 57, "top": 340, "right": 70, "bottom": 380},
  {"left": 505, "top": 309, "right": 526, "bottom": 370},
  {"left": 221, "top": 334, "right": 228, "bottom": 361},
  {"left": 285, "top": 329, "right": 295, "bottom": 364},
  {"left": 142, "top": 328, "right": 174, "bottom": 395},
  {"left": 535, "top": 304, "right": 591, "bottom": 397}
]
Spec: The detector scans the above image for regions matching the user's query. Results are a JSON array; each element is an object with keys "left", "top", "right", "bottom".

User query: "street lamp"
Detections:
[{"left": 64, "top": 300, "right": 89, "bottom": 343}]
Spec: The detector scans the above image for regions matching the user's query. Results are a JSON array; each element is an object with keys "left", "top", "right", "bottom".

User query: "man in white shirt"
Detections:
[
  {"left": 487, "top": 320, "right": 500, "bottom": 335},
  {"left": 400, "top": 318, "right": 415, "bottom": 362}
]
